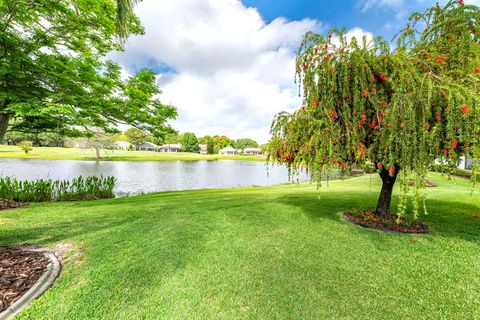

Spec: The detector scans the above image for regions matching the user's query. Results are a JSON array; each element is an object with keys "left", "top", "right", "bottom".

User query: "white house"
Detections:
[
  {"left": 137, "top": 141, "right": 159, "bottom": 151},
  {"left": 243, "top": 147, "right": 262, "bottom": 155},
  {"left": 219, "top": 146, "right": 240, "bottom": 155},
  {"left": 199, "top": 144, "right": 207, "bottom": 154},
  {"left": 158, "top": 143, "right": 182, "bottom": 152},
  {"left": 114, "top": 141, "right": 131, "bottom": 150}
]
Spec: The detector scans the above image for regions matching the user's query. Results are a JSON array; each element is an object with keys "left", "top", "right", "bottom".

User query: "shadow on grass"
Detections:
[{"left": 277, "top": 190, "right": 480, "bottom": 244}]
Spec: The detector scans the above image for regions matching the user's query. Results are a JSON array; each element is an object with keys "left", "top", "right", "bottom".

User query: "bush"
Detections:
[
  {"left": 17, "top": 141, "right": 33, "bottom": 154},
  {"left": 0, "top": 176, "right": 116, "bottom": 202},
  {"left": 430, "top": 164, "right": 474, "bottom": 179}
]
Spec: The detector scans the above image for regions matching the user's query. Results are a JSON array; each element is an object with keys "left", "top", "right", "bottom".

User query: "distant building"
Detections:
[
  {"left": 199, "top": 144, "right": 207, "bottom": 154},
  {"left": 115, "top": 141, "right": 131, "bottom": 150},
  {"left": 137, "top": 141, "right": 159, "bottom": 151},
  {"left": 158, "top": 143, "right": 182, "bottom": 152},
  {"left": 243, "top": 147, "right": 262, "bottom": 155},
  {"left": 219, "top": 146, "right": 240, "bottom": 155}
]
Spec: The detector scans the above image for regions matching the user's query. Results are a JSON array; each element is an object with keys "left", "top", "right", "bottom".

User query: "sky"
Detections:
[{"left": 112, "top": 0, "right": 480, "bottom": 143}]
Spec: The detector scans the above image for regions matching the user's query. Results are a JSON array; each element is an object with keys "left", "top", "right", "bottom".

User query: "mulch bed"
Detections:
[
  {"left": 0, "top": 199, "right": 26, "bottom": 211},
  {"left": 0, "top": 247, "right": 49, "bottom": 313},
  {"left": 408, "top": 180, "right": 437, "bottom": 188},
  {"left": 344, "top": 210, "right": 429, "bottom": 234}
]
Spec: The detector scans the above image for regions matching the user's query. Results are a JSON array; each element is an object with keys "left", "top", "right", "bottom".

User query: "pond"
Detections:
[{"left": 0, "top": 159, "right": 309, "bottom": 195}]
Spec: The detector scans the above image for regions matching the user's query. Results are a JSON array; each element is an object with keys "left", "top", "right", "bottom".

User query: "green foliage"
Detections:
[
  {"left": 233, "top": 138, "right": 259, "bottom": 150},
  {"left": 268, "top": 0, "right": 480, "bottom": 218},
  {"left": 213, "top": 135, "right": 232, "bottom": 153},
  {"left": 181, "top": 132, "right": 199, "bottom": 152},
  {"left": 125, "top": 128, "right": 147, "bottom": 146},
  {"left": 207, "top": 139, "right": 215, "bottom": 155},
  {"left": 17, "top": 141, "right": 33, "bottom": 154},
  {"left": 0, "top": 1, "right": 176, "bottom": 142},
  {"left": 163, "top": 133, "right": 181, "bottom": 144},
  {"left": 0, "top": 176, "right": 116, "bottom": 202}
]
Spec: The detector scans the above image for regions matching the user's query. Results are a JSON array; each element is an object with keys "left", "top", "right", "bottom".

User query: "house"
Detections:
[
  {"left": 199, "top": 144, "right": 207, "bottom": 154},
  {"left": 219, "top": 146, "right": 240, "bottom": 155},
  {"left": 457, "top": 155, "right": 474, "bottom": 170},
  {"left": 137, "top": 141, "right": 159, "bottom": 151},
  {"left": 243, "top": 147, "right": 262, "bottom": 155},
  {"left": 114, "top": 141, "right": 131, "bottom": 150},
  {"left": 158, "top": 143, "right": 182, "bottom": 152}
]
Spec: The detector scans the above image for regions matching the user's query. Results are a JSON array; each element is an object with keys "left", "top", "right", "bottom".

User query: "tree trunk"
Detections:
[
  {"left": 0, "top": 113, "right": 9, "bottom": 144},
  {"left": 95, "top": 146, "right": 101, "bottom": 161},
  {"left": 375, "top": 165, "right": 400, "bottom": 217}
]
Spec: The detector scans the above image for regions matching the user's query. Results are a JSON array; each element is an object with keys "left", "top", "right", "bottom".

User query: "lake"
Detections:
[{"left": 0, "top": 159, "right": 309, "bottom": 195}]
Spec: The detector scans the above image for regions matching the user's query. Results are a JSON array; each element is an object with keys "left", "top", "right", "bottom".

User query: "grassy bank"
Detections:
[
  {"left": 1, "top": 174, "right": 479, "bottom": 319},
  {"left": 0, "top": 145, "right": 265, "bottom": 162}
]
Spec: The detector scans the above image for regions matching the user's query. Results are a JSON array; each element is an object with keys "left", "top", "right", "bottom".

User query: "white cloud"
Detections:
[{"left": 112, "top": 0, "right": 370, "bottom": 143}]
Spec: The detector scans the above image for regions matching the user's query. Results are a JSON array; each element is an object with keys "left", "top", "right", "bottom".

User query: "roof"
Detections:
[
  {"left": 159, "top": 143, "right": 182, "bottom": 149},
  {"left": 115, "top": 141, "right": 130, "bottom": 146},
  {"left": 219, "top": 146, "right": 239, "bottom": 152},
  {"left": 139, "top": 141, "right": 159, "bottom": 148},
  {"left": 244, "top": 147, "right": 261, "bottom": 152}
]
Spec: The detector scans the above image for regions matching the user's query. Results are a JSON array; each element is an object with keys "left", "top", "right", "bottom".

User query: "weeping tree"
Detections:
[
  {"left": 268, "top": 0, "right": 479, "bottom": 219},
  {"left": 116, "top": 0, "right": 141, "bottom": 40}
]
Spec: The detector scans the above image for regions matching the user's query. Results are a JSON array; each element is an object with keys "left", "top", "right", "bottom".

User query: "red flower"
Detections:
[
  {"left": 328, "top": 33, "right": 332, "bottom": 39},
  {"left": 377, "top": 163, "right": 383, "bottom": 170},
  {"left": 374, "top": 125, "right": 380, "bottom": 130},
  {"left": 362, "top": 89, "right": 369, "bottom": 98},
  {"left": 357, "top": 121, "right": 363, "bottom": 129},
  {"left": 371, "top": 74, "right": 376, "bottom": 82},
  {"left": 378, "top": 116, "right": 383, "bottom": 123},
  {"left": 328, "top": 53, "right": 333, "bottom": 59},
  {"left": 459, "top": 0, "right": 464, "bottom": 4},
  {"left": 461, "top": 104, "right": 469, "bottom": 114},
  {"left": 388, "top": 166, "right": 396, "bottom": 176},
  {"left": 424, "top": 124, "right": 430, "bottom": 131},
  {"left": 475, "top": 67, "right": 480, "bottom": 73},
  {"left": 314, "top": 48, "right": 319, "bottom": 54},
  {"left": 313, "top": 99, "right": 320, "bottom": 108},
  {"left": 400, "top": 123, "right": 405, "bottom": 129},
  {"left": 324, "top": 44, "right": 328, "bottom": 50},
  {"left": 378, "top": 73, "right": 387, "bottom": 82},
  {"left": 435, "top": 56, "right": 446, "bottom": 64},
  {"left": 370, "top": 120, "right": 377, "bottom": 127},
  {"left": 371, "top": 88, "right": 377, "bottom": 95},
  {"left": 386, "top": 123, "right": 392, "bottom": 128},
  {"left": 451, "top": 139, "right": 458, "bottom": 149},
  {"left": 303, "top": 63, "right": 307, "bottom": 69},
  {"left": 414, "top": 15, "right": 419, "bottom": 21},
  {"left": 435, "top": 112, "right": 441, "bottom": 121},
  {"left": 407, "top": 23, "right": 411, "bottom": 30},
  {"left": 443, "top": 149, "right": 448, "bottom": 155},
  {"left": 361, "top": 113, "right": 367, "bottom": 122},
  {"left": 341, "top": 163, "right": 347, "bottom": 169}
]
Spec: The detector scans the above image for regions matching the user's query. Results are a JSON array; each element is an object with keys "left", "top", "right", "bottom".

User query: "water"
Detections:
[{"left": 0, "top": 159, "right": 308, "bottom": 195}]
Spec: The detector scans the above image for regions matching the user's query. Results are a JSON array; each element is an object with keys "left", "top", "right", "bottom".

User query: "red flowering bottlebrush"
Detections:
[
  {"left": 451, "top": 139, "right": 458, "bottom": 149},
  {"left": 388, "top": 166, "right": 396, "bottom": 176},
  {"left": 272, "top": 0, "right": 480, "bottom": 220}
]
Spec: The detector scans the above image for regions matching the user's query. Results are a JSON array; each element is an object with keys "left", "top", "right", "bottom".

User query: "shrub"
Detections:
[
  {"left": 17, "top": 141, "right": 33, "bottom": 154},
  {"left": 0, "top": 176, "right": 116, "bottom": 203}
]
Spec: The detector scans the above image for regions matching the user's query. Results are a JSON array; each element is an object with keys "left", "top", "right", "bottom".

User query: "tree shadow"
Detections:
[{"left": 276, "top": 190, "right": 480, "bottom": 244}]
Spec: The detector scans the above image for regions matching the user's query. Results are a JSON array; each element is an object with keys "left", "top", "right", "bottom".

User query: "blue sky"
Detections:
[{"left": 114, "top": 0, "right": 478, "bottom": 143}]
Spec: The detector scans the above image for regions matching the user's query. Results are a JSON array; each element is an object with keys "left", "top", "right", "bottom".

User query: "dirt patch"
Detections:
[
  {"left": 344, "top": 210, "right": 429, "bottom": 234},
  {"left": 0, "top": 247, "right": 49, "bottom": 312},
  {"left": 0, "top": 199, "right": 26, "bottom": 211}
]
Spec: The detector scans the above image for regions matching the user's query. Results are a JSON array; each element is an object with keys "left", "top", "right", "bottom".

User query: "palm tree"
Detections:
[{"left": 115, "top": 0, "right": 141, "bottom": 40}]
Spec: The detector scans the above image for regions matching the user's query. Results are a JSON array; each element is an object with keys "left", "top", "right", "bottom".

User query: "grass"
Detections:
[
  {"left": 0, "top": 145, "right": 265, "bottom": 162},
  {"left": 0, "top": 173, "right": 479, "bottom": 319}
]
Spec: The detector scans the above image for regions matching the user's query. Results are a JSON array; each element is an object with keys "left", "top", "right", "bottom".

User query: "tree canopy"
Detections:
[
  {"left": 0, "top": 0, "right": 176, "bottom": 143},
  {"left": 268, "top": 0, "right": 479, "bottom": 218},
  {"left": 181, "top": 132, "right": 200, "bottom": 153}
]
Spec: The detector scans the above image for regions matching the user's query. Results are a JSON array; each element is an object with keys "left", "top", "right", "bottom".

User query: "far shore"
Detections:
[{"left": 0, "top": 145, "right": 266, "bottom": 162}]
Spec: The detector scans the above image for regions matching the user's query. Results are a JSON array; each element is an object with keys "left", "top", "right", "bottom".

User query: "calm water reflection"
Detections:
[{"left": 0, "top": 159, "right": 308, "bottom": 195}]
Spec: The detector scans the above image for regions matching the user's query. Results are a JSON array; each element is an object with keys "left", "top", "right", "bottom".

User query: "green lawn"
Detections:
[
  {"left": 1, "top": 174, "right": 479, "bottom": 319},
  {"left": 0, "top": 145, "right": 265, "bottom": 162}
]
